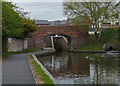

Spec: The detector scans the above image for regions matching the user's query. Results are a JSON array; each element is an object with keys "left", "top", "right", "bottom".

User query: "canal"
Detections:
[{"left": 36, "top": 51, "right": 119, "bottom": 84}]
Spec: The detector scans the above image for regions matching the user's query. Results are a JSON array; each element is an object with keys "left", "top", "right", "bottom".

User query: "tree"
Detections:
[
  {"left": 63, "top": 1, "right": 119, "bottom": 41},
  {"left": 2, "top": 1, "right": 38, "bottom": 57}
]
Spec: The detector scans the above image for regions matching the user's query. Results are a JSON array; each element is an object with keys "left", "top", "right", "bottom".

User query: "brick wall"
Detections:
[{"left": 28, "top": 25, "right": 89, "bottom": 49}]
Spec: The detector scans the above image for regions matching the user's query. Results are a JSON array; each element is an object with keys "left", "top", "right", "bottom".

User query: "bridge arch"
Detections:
[
  {"left": 27, "top": 25, "right": 89, "bottom": 50},
  {"left": 42, "top": 33, "right": 73, "bottom": 50}
]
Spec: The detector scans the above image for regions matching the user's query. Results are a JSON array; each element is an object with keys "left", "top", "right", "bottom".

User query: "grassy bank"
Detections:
[
  {"left": 3, "top": 48, "right": 41, "bottom": 60},
  {"left": 77, "top": 28, "right": 120, "bottom": 50},
  {"left": 8, "top": 48, "right": 40, "bottom": 54},
  {"left": 77, "top": 39, "right": 104, "bottom": 50},
  {"left": 28, "top": 54, "right": 54, "bottom": 85}
]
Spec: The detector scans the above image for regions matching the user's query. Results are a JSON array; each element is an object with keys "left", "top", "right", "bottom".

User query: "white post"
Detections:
[
  {"left": 51, "top": 36, "right": 54, "bottom": 49},
  {"left": 118, "top": 12, "right": 120, "bottom": 25},
  {"left": 117, "top": 4, "right": 120, "bottom": 25},
  {"left": 51, "top": 55, "right": 54, "bottom": 70}
]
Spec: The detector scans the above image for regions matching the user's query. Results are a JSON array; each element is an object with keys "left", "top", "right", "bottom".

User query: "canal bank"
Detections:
[
  {"left": 27, "top": 48, "right": 106, "bottom": 85},
  {"left": 70, "top": 50, "right": 106, "bottom": 53},
  {"left": 27, "top": 49, "right": 57, "bottom": 85}
]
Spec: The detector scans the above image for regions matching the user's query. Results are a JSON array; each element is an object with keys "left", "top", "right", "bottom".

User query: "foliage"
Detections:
[
  {"left": 2, "top": 48, "right": 40, "bottom": 60},
  {"left": 8, "top": 48, "right": 40, "bottom": 54},
  {"left": 2, "top": 2, "right": 23, "bottom": 38},
  {"left": 101, "top": 28, "right": 120, "bottom": 44},
  {"left": 28, "top": 54, "right": 33, "bottom": 58},
  {"left": 32, "top": 61, "right": 54, "bottom": 85},
  {"left": 2, "top": 1, "right": 38, "bottom": 58},
  {"left": 63, "top": 1, "right": 119, "bottom": 40},
  {"left": 20, "top": 18, "right": 38, "bottom": 39},
  {"left": 2, "top": 1, "right": 38, "bottom": 39},
  {"left": 76, "top": 38, "right": 103, "bottom": 50},
  {"left": 77, "top": 28, "right": 120, "bottom": 50}
]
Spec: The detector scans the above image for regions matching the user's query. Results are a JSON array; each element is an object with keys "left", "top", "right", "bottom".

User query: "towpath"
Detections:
[{"left": 2, "top": 49, "right": 53, "bottom": 85}]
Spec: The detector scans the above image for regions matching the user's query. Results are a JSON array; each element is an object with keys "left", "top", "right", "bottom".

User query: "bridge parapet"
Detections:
[{"left": 28, "top": 25, "right": 89, "bottom": 50}]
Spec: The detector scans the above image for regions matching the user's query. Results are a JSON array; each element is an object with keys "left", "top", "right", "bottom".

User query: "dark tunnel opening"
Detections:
[
  {"left": 108, "top": 46, "right": 113, "bottom": 51},
  {"left": 53, "top": 37, "right": 63, "bottom": 51},
  {"left": 42, "top": 34, "right": 72, "bottom": 51}
]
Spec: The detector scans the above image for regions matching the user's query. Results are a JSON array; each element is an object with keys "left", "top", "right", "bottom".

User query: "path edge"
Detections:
[{"left": 32, "top": 54, "right": 58, "bottom": 84}]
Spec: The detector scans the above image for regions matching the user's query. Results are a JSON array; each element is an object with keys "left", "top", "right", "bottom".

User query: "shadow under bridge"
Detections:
[{"left": 42, "top": 34, "right": 72, "bottom": 51}]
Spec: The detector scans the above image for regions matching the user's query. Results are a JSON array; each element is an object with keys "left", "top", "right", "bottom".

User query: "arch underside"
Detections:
[{"left": 42, "top": 33, "right": 72, "bottom": 50}]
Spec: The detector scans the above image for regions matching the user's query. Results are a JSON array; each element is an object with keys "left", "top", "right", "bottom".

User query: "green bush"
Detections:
[
  {"left": 101, "top": 28, "right": 120, "bottom": 44},
  {"left": 77, "top": 28, "right": 120, "bottom": 50}
]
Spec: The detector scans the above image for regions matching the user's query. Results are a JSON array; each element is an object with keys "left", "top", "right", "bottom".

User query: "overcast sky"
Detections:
[
  {"left": 7, "top": 0, "right": 64, "bottom": 2},
  {"left": 6, "top": 0, "right": 119, "bottom": 21},
  {"left": 7, "top": 0, "right": 67, "bottom": 21},
  {"left": 16, "top": 2, "right": 67, "bottom": 21}
]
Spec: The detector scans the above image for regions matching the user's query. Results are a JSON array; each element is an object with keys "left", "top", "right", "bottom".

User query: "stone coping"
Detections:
[
  {"left": 35, "top": 49, "right": 55, "bottom": 56},
  {"left": 31, "top": 50, "right": 58, "bottom": 84},
  {"left": 71, "top": 50, "right": 106, "bottom": 53}
]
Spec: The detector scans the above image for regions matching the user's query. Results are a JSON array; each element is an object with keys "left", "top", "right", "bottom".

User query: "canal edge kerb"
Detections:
[
  {"left": 32, "top": 53, "right": 58, "bottom": 84},
  {"left": 27, "top": 55, "right": 39, "bottom": 85}
]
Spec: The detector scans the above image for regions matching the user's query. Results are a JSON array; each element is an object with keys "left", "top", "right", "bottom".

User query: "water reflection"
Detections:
[{"left": 37, "top": 52, "right": 119, "bottom": 84}]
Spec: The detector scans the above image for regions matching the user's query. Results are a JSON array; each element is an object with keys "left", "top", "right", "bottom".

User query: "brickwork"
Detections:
[{"left": 28, "top": 25, "right": 89, "bottom": 49}]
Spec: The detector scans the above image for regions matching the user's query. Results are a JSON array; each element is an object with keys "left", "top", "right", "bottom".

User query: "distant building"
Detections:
[
  {"left": 101, "top": 18, "right": 119, "bottom": 28},
  {"left": 35, "top": 18, "right": 91, "bottom": 27},
  {"left": 50, "top": 20, "right": 61, "bottom": 26},
  {"left": 35, "top": 20, "right": 50, "bottom": 26},
  {"left": 50, "top": 19, "right": 72, "bottom": 26},
  {"left": 101, "top": 6, "right": 120, "bottom": 28},
  {"left": 65, "top": 18, "right": 72, "bottom": 25}
]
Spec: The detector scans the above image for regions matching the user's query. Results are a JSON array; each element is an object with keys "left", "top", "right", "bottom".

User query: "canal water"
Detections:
[{"left": 37, "top": 51, "right": 120, "bottom": 84}]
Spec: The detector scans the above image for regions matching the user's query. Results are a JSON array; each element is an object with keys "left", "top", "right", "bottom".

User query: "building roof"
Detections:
[
  {"left": 55, "top": 20, "right": 61, "bottom": 25},
  {"left": 50, "top": 21, "right": 55, "bottom": 26},
  {"left": 50, "top": 19, "right": 72, "bottom": 26},
  {"left": 59, "top": 20, "right": 67, "bottom": 24},
  {"left": 36, "top": 19, "right": 72, "bottom": 26},
  {"left": 50, "top": 20, "right": 61, "bottom": 26},
  {"left": 35, "top": 20, "right": 50, "bottom": 25},
  {"left": 67, "top": 18, "right": 72, "bottom": 23}
]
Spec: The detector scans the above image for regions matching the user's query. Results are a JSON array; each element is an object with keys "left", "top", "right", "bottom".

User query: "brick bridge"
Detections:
[{"left": 27, "top": 25, "right": 89, "bottom": 50}]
